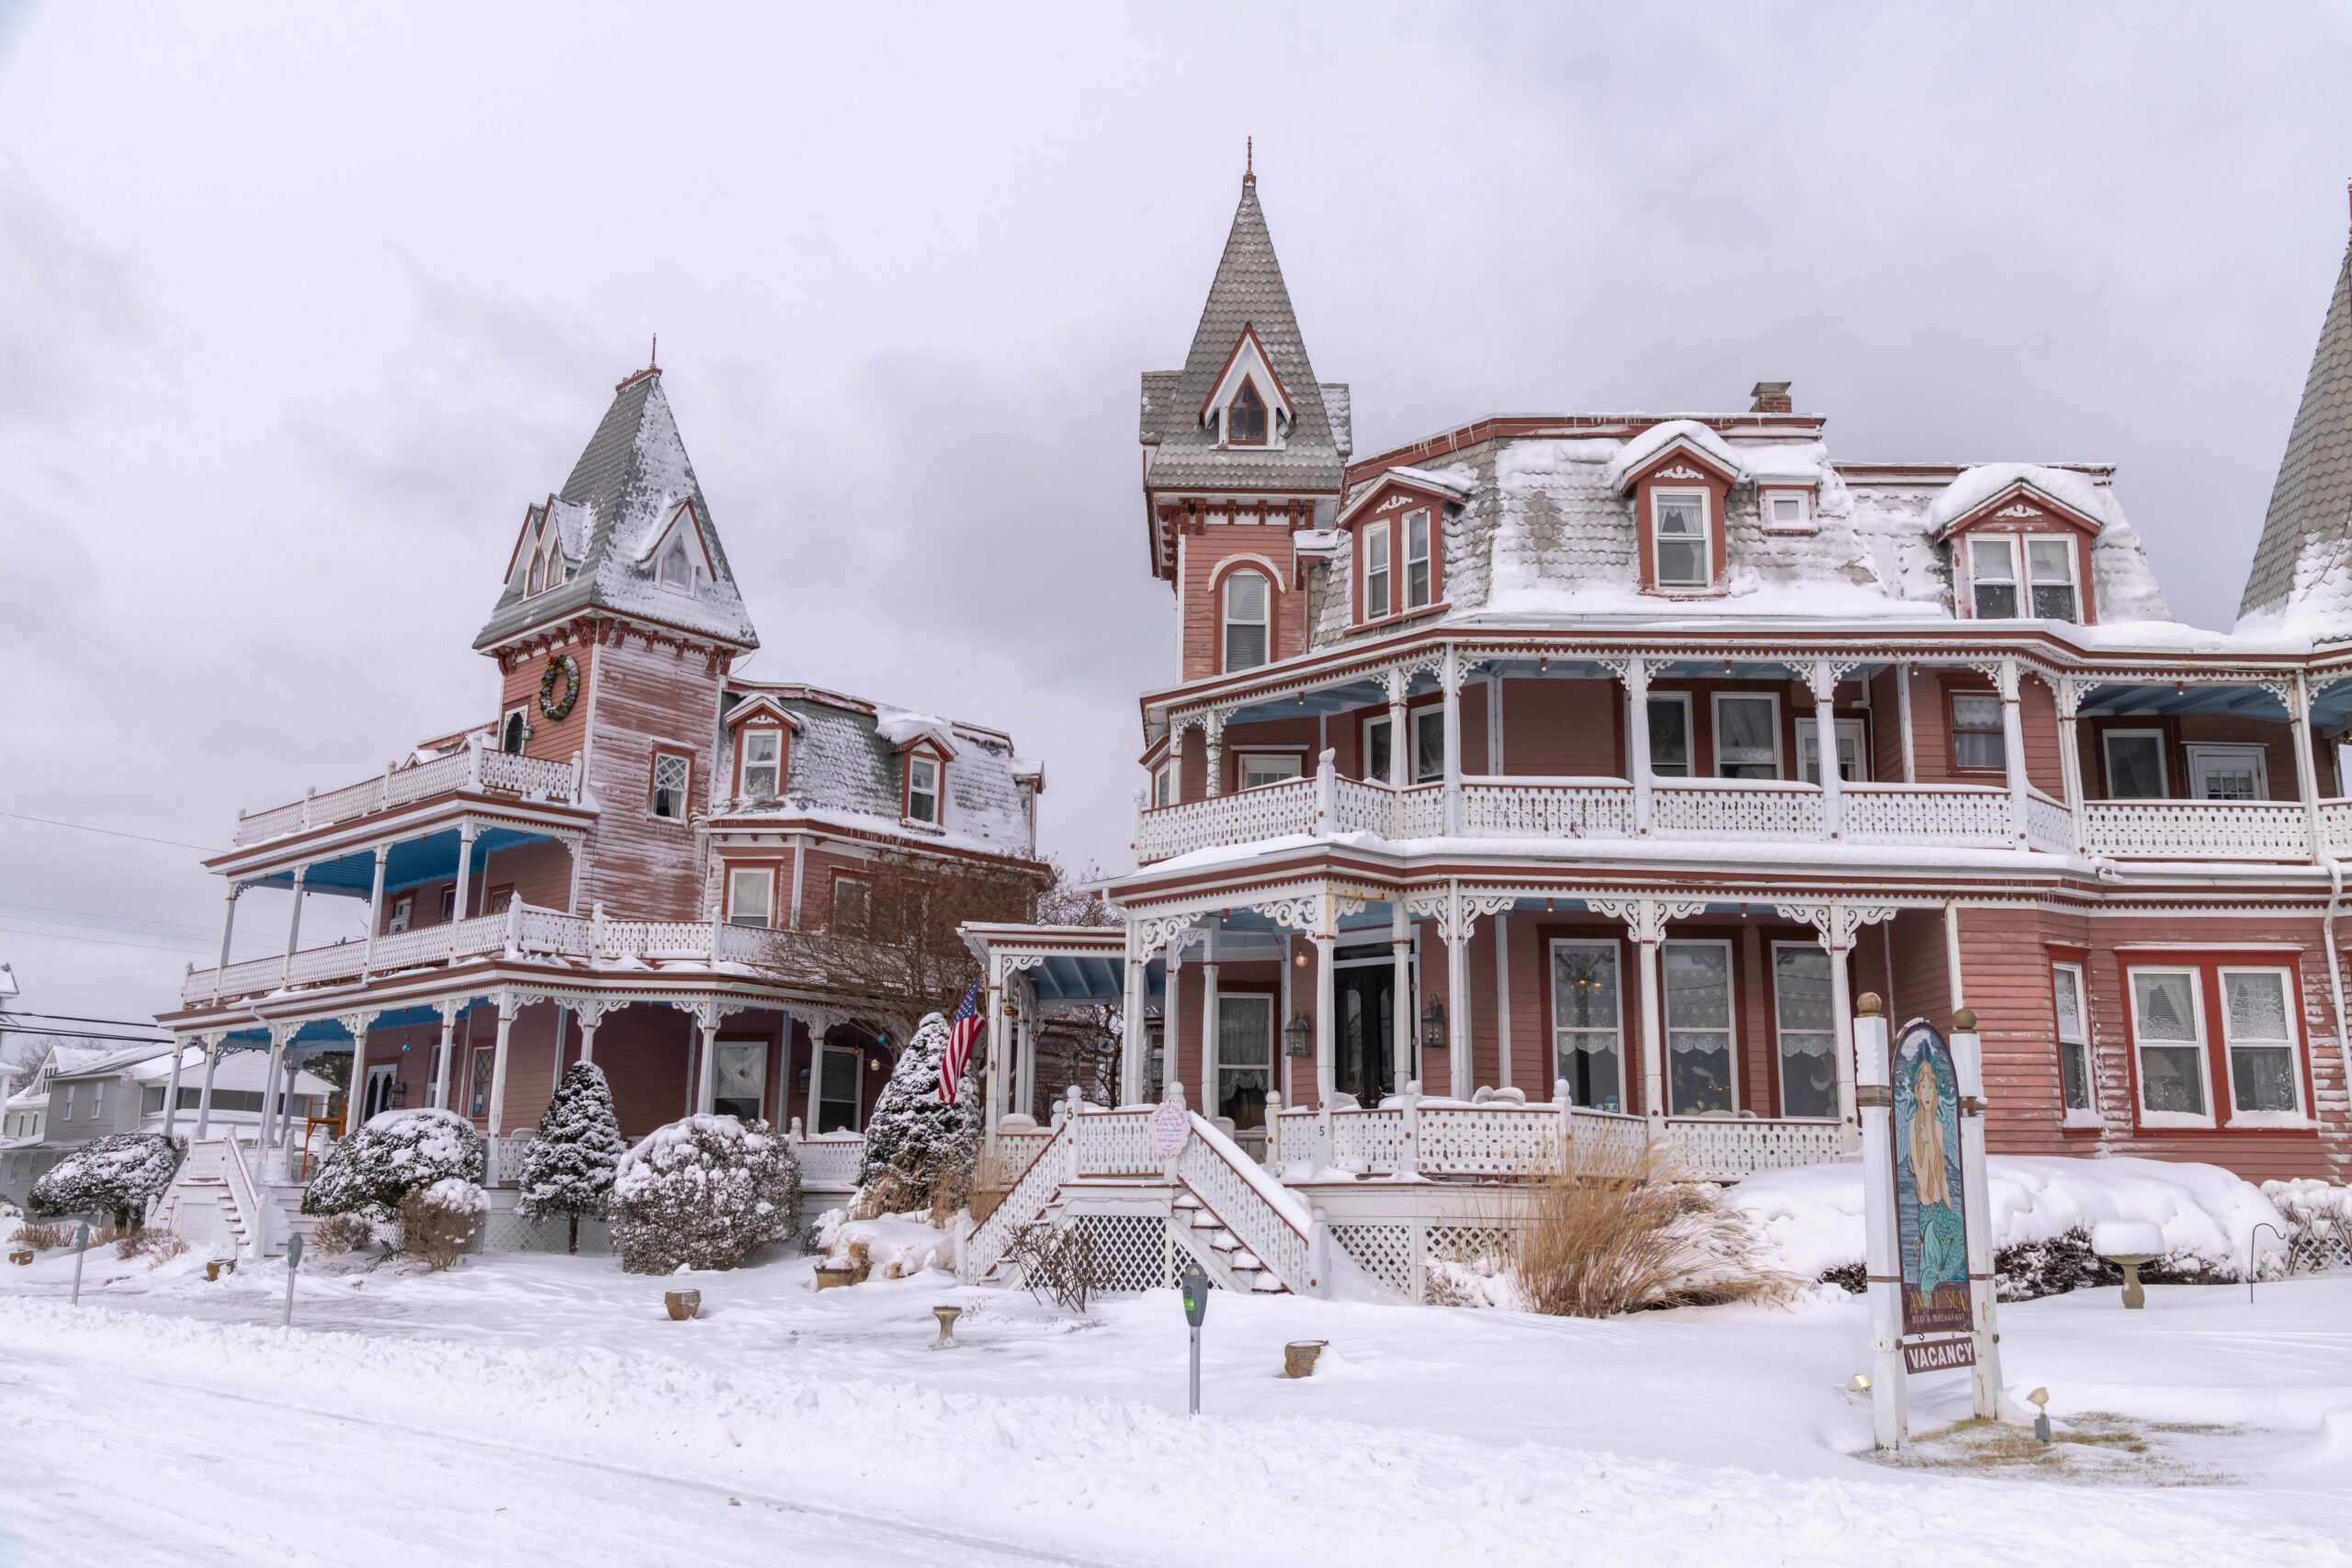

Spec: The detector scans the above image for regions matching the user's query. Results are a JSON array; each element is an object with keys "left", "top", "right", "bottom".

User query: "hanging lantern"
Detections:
[
  {"left": 1419, "top": 998, "right": 1449, "bottom": 1051},
  {"left": 1283, "top": 1012, "right": 1314, "bottom": 1058}
]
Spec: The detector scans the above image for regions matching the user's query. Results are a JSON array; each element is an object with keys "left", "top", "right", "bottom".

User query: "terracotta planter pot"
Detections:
[
  {"left": 7, "top": 1249, "right": 31, "bottom": 1267},
  {"left": 204, "top": 1259, "right": 226, "bottom": 1280},
  {"left": 664, "top": 1289, "right": 702, "bottom": 1321},
  {"left": 1284, "top": 1340, "right": 1328, "bottom": 1379},
  {"left": 813, "top": 1265, "right": 860, "bottom": 1292}
]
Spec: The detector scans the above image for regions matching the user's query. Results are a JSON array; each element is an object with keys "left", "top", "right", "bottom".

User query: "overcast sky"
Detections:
[{"left": 3, "top": 2, "right": 2350, "bottom": 1027}]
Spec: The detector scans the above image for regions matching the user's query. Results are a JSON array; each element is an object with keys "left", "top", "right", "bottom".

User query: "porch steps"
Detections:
[
  {"left": 982, "top": 1183, "right": 1288, "bottom": 1295},
  {"left": 158, "top": 1175, "right": 251, "bottom": 1256}
]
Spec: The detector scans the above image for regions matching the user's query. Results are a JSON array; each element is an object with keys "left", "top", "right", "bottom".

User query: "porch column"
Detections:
[
  {"left": 1163, "top": 935, "right": 1185, "bottom": 1099},
  {"left": 1441, "top": 647, "right": 1464, "bottom": 835},
  {"left": 1313, "top": 917, "right": 1338, "bottom": 1108},
  {"left": 258, "top": 1026, "right": 288, "bottom": 1149},
  {"left": 1122, "top": 926, "right": 1148, "bottom": 1105},
  {"left": 279, "top": 866, "right": 307, "bottom": 983},
  {"left": 578, "top": 1010, "right": 598, "bottom": 1066},
  {"left": 1895, "top": 660, "right": 1917, "bottom": 783},
  {"left": 1390, "top": 901, "right": 1413, "bottom": 1091},
  {"left": 485, "top": 991, "right": 518, "bottom": 1134},
  {"left": 1634, "top": 904, "right": 1667, "bottom": 1122},
  {"left": 360, "top": 845, "right": 389, "bottom": 980},
  {"left": 160, "top": 1039, "right": 187, "bottom": 1140},
  {"left": 2055, "top": 677, "right": 2087, "bottom": 855},
  {"left": 1943, "top": 900, "right": 1965, "bottom": 1015},
  {"left": 1443, "top": 881, "right": 1473, "bottom": 1100},
  {"left": 1997, "top": 659, "right": 2030, "bottom": 845},
  {"left": 1810, "top": 660, "right": 1843, "bottom": 840},
  {"left": 985, "top": 952, "right": 1006, "bottom": 1144},
  {"left": 1804, "top": 901, "right": 1861, "bottom": 1131},
  {"left": 1493, "top": 909, "right": 1514, "bottom": 1091},
  {"left": 1203, "top": 715, "right": 1225, "bottom": 800},
  {"left": 1016, "top": 981, "right": 1037, "bottom": 1120},
  {"left": 343, "top": 1027, "right": 368, "bottom": 1135},
  {"left": 693, "top": 1003, "right": 719, "bottom": 1115},
  {"left": 212, "top": 884, "right": 242, "bottom": 1002},
  {"left": 433, "top": 1002, "right": 459, "bottom": 1110},
  {"left": 278, "top": 1054, "right": 302, "bottom": 1154},
  {"left": 1385, "top": 671, "right": 1409, "bottom": 789},
  {"left": 2290, "top": 672, "right": 2324, "bottom": 864},
  {"left": 1200, "top": 952, "right": 1221, "bottom": 1123},
  {"left": 448, "top": 819, "right": 479, "bottom": 957},
  {"left": 194, "top": 1039, "right": 222, "bottom": 1141},
  {"left": 1625, "top": 656, "right": 1655, "bottom": 835}
]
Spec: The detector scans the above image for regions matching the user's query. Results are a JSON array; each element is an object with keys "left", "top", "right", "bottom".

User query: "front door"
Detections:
[
  {"left": 363, "top": 1064, "right": 397, "bottom": 1121},
  {"left": 1333, "top": 962, "right": 1396, "bottom": 1104}
]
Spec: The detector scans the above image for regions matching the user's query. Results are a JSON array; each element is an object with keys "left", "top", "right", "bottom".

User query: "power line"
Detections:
[
  {"left": 6, "top": 1010, "right": 185, "bottom": 1031},
  {"left": 0, "top": 811, "right": 219, "bottom": 853},
  {"left": 0, "top": 924, "right": 215, "bottom": 957},
  {"left": 0, "top": 897, "right": 223, "bottom": 936},
  {"left": 0, "top": 1023, "right": 170, "bottom": 1045}
]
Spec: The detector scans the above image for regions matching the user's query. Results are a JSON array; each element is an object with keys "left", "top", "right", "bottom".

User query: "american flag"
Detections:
[{"left": 939, "top": 985, "right": 983, "bottom": 1105}]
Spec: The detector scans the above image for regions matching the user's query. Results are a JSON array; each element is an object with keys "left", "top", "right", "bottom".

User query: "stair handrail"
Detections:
[
  {"left": 962, "top": 1116, "right": 1077, "bottom": 1283},
  {"left": 1174, "top": 1112, "right": 1315, "bottom": 1294},
  {"left": 219, "top": 1134, "right": 265, "bottom": 1261}
]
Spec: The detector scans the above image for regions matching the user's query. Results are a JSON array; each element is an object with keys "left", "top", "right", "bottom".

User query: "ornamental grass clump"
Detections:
[
  {"left": 399, "top": 1179, "right": 486, "bottom": 1271},
  {"left": 1499, "top": 1150, "right": 1796, "bottom": 1317},
  {"left": 28, "top": 1134, "right": 182, "bottom": 1231},
  {"left": 302, "top": 1109, "right": 485, "bottom": 1223},
  {"left": 608, "top": 1115, "right": 801, "bottom": 1274}
]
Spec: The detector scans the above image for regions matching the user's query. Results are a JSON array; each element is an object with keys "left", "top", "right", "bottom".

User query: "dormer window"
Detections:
[
  {"left": 2027, "top": 538, "right": 2078, "bottom": 621},
  {"left": 1228, "top": 380, "right": 1268, "bottom": 445},
  {"left": 526, "top": 550, "right": 546, "bottom": 595},
  {"left": 1364, "top": 522, "right": 1392, "bottom": 619},
  {"left": 741, "top": 729, "right": 782, "bottom": 799},
  {"left": 545, "top": 549, "right": 563, "bottom": 589},
  {"left": 1404, "top": 511, "right": 1432, "bottom": 609},
  {"left": 1652, "top": 491, "right": 1712, "bottom": 590},
  {"left": 1763, "top": 491, "right": 1812, "bottom": 531},
  {"left": 660, "top": 536, "right": 694, "bottom": 592},
  {"left": 907, "top": 755, "right": 941, "bottom": 825},
  {"left": 1223, "top": 570, "right": 1270, "bottom": 671}
]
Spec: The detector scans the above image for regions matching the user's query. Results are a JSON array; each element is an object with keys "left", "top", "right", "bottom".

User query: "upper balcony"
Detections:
[{"left": 231, "top": 740, "right": 584, "bottom": 850}]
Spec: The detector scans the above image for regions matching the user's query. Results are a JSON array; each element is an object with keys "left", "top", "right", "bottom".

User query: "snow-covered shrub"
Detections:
[
  {"left": 310, "top": 1212, "right": 379, "bottom": 1256},
  {"left": 608, "top": 1115, "right": 801, "bottom": 1274},
  {"left": 1499, "top": 1156, "right": 1795, "bottom": 1317},
  {"left": 516, "top": 1062, "right": 628, "bottom": 1254},
  {"left": 853, "top": 1012, "right": 980, "bottom": 1220},
  {"left": 398, "top": 1178, "right": 486, "bottom": 1271},
  {"left": 28, "top": 1133, "right": 182, "bottom": 1229},
  {"left": 302, "top": 1109, "right": 485, "bottom": 1222}
]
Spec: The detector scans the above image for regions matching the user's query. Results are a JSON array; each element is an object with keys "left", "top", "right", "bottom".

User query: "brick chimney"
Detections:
[{"left": 1749, "top": 381, "right": 1792, "bottom": 414}]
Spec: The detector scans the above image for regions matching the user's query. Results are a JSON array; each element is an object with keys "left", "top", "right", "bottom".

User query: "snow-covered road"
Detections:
[{"left": 2, "top": 1250, "right": 2347, "bottom": 1566}]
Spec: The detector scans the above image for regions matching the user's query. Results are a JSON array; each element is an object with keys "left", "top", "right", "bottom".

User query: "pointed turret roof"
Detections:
[
  {"left": 2237, "top": 241, "right": 2352, "bottom": 637},
  {"left": 1139, "top": 175, "right": 1350, "bottom": 495},
  {"left": 475, "top": 367, "right": 759, "bottom": 651}
]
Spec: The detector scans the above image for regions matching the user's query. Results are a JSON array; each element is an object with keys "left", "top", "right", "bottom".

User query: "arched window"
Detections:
[
  {"left": 545, "top": 549, "right": 563, "bottom": 589},
  {"left": 1228, "top": 380, "right": 1267, "bottom": 445},
  {"left": 526, "top": 548, "right": 545, "bottom": 596},
  {"left": 660, "top": 536, "right": 693, "bottom": 592},
  {"left": 1222, "top": 569, "right": 1270, "bottom": 672}
]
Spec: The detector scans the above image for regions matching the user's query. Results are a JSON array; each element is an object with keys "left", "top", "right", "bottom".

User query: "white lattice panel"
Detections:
[
  {"left": 1419, "top": 1108, "right": 1566, "bottom": 1175},
  {"left": 2082, "top": 800, "right": 2310, "bottom": 860},
  {"left": 1839, "top": 784, "right": 2011, "bottom": 845},
  {"left": 1461, "top": 782, "right": 1634, "bottom": 839},
  {"left": 1071, "top": 1213, "right": 1172, "bottom": 1292},
  {"left": 1331, "top": 1223, "right": 1412, "bottom": 1295},
  {"left": 481, "top": 1210, "right": 614, "bottom": 1255},
  {"left": 1134, "top": 778, "right": 1318, "bottom": 863},
  {"left": 1073, "top": 1111, "right": 1157, "bottom": 1176},
  {"left": 1329, "top": 1111, "right": 1408, "bottom": 1172},
  {"left": 1567, "top": 1110, "right": 1651, "bottom": 1178},
  {"left": 1393, "top": 785, "right": 1446, "bottom": 838},
  {"left": 1663, "top": 1117, "right": 1849, "bottom": 1179},
  {"left": 2025, "top": 790, "right": 2073, "bottom": 853},
  {"left": 2324, "top": 801, "right": 2352, "bottom": 859},
  {"left": 1653, "top": 782, "right": 1823, "bottom": 839}
]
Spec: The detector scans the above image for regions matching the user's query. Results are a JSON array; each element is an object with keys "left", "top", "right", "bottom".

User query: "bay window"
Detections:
[
  {"left": 1222, "top": 570, "right": 1270, "bottom": 672},
  {"left": 1652, "top": 491, "right": 1711, "bottom": 590}
]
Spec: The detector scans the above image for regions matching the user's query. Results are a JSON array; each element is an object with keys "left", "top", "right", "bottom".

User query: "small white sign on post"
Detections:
[{"left": 1148, "top": 1096, "right": 1191, "bottom": 1159}]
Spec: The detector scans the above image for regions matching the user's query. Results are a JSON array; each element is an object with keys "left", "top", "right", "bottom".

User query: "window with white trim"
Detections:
[
  {"left": 388, "top": 896, "right": 413, "bottom": 935},
  {"left": 1227, "top": 379, "right": 1268, "bottom": 445},
  {"left": 501, "top": 707, "right": 527, "bottom": 756},
  {"left": 1763, "top": 491, "right": 1812, "bottom": 530},
  {"left": 1712, "top": 694, "right": 1780, "bottom": 780},
  {"left": 1549, "top": 940, "right": 1623, "bottom": 1112},
  {"left": 1951, "top": 693, "right": 2005, "bottom": 771},
  {"left": 2102, "top": 729, "right": 2166, "bottom": 799},
  {"left": 1970, "top": 536, "right": 2019, "bottom": 618},
  {"left": 816, "top": 1043, "right": 863, "bottom": 1133},
  {"left": 650, "top": 751, "right": 691, "bottom": 821},
  {"left": 1404, "top": 510, "right": 1432, "bottom": 608},
  {"left": 1363, "top": 714, "right": 1395, "bottom": 784},
  {"left": 526, "top": 548, "right": 546, "bottom": 595},
  {"left": 659, "top": 535, "right": 694, "bottom": 592},
  {"left": 741, "top": 729, "right": 782, "bottom": 799},
  {"left": 1363, "top": 521, "right": 1391, "bottom": 620},
  {"left": 1771, "top": 943, "right": 1837, "bottom": 1119},
  {"left": 1652, "top": 491, "right": 1711, "bottom": 590},
  {"left": 907, "top": 755, "right": 941, "bottom": 824},
  {"left": 727, "top": 867, "right": 774, "bottom": 928},
  {"left": 1795, "top": 716, "right": 1864, "bottom": 784},
  {"left": 2188, "top": 744, "right": 2267, "bottom": 802},
  {"left": 832, "top": 875, "right": 870, "bottom": 938},
  {"left": 2219, "top": 967, "right": 2302, "bottom": 1119},
  {"left": 1152, "top": 761, "right": 1174, "bottom": 808},
  {"left": 1411, "top": 707, "right": 1445, "bottom": 784},
  {"left": 1222, "top": 570, "right": 1269, "bottom": 672},
  {"left": 92, "top": 1082, "right": 103, "bottom": 1120},
  {"left": 1238, "top": 752, "right": 1303, "bottom": 791},
  {"left": 1646, "top": 694, "right": 1692, "bottom": 778},
  {"left": 2128, "top": 966, "right": 2208, "bottom": 1123},
  {"left": 1663, "top": 939, "right": 1735, "bottom": 1114},
  {"left": 545, "top": 548, "right": 563, "bottom": 589},
  {"left": 2052, "top": 962, "right": 2093, "bottom": 1116},
  {"left": 2027, "top": 536, "right": 2078, "bottom": 621}
]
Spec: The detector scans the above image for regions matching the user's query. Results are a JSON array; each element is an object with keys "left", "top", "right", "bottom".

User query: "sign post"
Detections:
[
  {"left": 282, "top": 1230, "right": 304, "bottom": 1328},
  {"left": 1178, "top": 1259, "right": 1208, "bottom": 1416},
  {"left": 1851, "top": 996, "right": 1907, "bottom": 1449},
  {"left": 1950, "top": 1009, "right": 2005, "bottom": 1418},
  {"left": 70, "top": 1222, "right": 91, "bottom": 1307}
]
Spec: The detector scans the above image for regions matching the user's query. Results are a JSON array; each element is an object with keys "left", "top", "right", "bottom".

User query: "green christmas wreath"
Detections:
[{"left": 538, "top": 654, "right": 581, "bottom": 721}]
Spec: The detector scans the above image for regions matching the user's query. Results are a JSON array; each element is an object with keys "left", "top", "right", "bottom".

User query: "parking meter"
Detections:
[
  {"left": 282, "top": 1230, "right": 304, "bottom": 1327},
  {"left": 70, "top": 1222, "right": 91, "bottom": 1305},
  {"left": 1179, "top": 1259, "right": 1209, "bottom": 1414}
]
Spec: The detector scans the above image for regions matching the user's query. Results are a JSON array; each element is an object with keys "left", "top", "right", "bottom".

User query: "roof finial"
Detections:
[
  {"left": 650, "top": 333, "right": 658, "bottom": 369},
  {"left": 1245, "top": 136, "right": 1254, "bottom": 185}
]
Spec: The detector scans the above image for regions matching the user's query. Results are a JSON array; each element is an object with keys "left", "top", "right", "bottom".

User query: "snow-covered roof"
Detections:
[
  {"left": 2237, "top": 241, "right": 2352, "bottom": 642},
  {"left": 1928, "top": 462, "right": 2109, "bottom": 533},
  {"left": 1601, "top": 419, "right": 1751, "bottom": 491},
  {"left": 873, "top": 706, "right": 959, "bottom": 755},
  {"left": 475, "top": 369, "right": 760, "bottom": 652}
]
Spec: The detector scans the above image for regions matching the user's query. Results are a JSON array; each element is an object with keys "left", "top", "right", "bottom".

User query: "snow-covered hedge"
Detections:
[
  {"left": 608, "top": 1115, "right": 801, "bottom": 1273},
  {"left": 302, "top": 1109, "right": 485, "bottom": 1222},
  {"left": 516, "top": 1063, "right": 627, "bottom": 1253},
  {"left": 29, "top": 1134, "right": 182, "bottom": 1229},
  {"left": 1733, "top": 1156, "right": 2291, "bottom": 1287},
  {"left": 854, "top": 1011, "right": 980, "bottom": 1217}
]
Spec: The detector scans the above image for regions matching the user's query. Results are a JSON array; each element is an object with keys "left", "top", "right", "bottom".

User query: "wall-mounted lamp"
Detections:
[{"left": 1283, "top": 1012, "right": 1313, "bottom": 1058}]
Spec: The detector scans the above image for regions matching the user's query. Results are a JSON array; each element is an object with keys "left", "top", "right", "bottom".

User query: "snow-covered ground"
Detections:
[{"left": 2, "top": 1241, "right": 2347, "bottom": 1566}]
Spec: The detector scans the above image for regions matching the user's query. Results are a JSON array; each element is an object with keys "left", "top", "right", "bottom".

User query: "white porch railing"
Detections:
[
  {"left": 791, "top": 1128, "right": 867, "bottom": 1192},
  {"left": 2080, "top": 799, "right": 2312, "bottom": 861},
  {"left": 233, "top": 743, "right": 583, "bottom": 847},
  {"left": 1840, "top": 782, "right": 2011, "bottom": 845},
  {"left": 2326, "top": 800, "right": 2352, "bottom": 858},
  {"left": 1131, "top": 776, "right": 1320, "bottom": 862},
  {"left": 1660, "top": 1115, "right": 1851, "bottom": 1178},
  {"left": 1461, "top": 777, "right": 1634, "bottom": 838},
  {"left": 484, "top": 1132, "right": 534, "bottom": 1189},
  {"left": 1653, "top": 778, "right": 1824, "bottom": 839}
]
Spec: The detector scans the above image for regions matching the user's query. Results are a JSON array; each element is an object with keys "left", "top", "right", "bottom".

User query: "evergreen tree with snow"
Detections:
[
  {"left": 302, "top": 1108, "right": 485, "bottom": 1222},
  {"left": 29, "top": 1133, "right": 181, "bottom": 1230},
  {"left": 515, "top": 1061, "right": 627, "bottom": 1253},
  {"left": 853, "top": 1011, "right": 981, "bottom": 1217},
  {"left": 607, "top": 1115, "right": 801, "bottom": 1273}
]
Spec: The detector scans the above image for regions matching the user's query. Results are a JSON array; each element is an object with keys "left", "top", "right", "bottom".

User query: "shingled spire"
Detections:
[
  {"left": 476, "top": 367, "right": 759, "bottom": 652},
  {"left": 1138, "top": 173, "right": 1351, "bottom": 502},
  {"left": 2236, "top": 236, "right": 2352, "bottom": 637}
]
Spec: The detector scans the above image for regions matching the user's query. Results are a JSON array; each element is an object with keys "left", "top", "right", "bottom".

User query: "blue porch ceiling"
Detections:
[{"left": 243, "top": 827, "right": 551, "bottom": 898}]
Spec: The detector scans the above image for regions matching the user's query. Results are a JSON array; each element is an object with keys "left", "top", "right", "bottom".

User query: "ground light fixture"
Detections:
[
  {"left": 1179, "top": 1259, "right": 1208, "bottom": 1415},
  {"left": 2028, "top": 1386, "right": 2052, "bottom": 1444}
]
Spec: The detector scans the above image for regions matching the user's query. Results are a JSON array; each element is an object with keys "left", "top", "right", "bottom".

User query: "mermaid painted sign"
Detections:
[{"left": 1891, "top": 1020, "right": 1973, "bottom": 1370}]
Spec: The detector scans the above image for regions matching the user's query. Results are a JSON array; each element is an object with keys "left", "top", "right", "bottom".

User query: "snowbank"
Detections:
[
  {"left": 1731, "top": 1156, "right": 2289, "bottom": 1279},
  {"left": 820, "top": 1212, "right": 955, "bottom": 1280}
]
